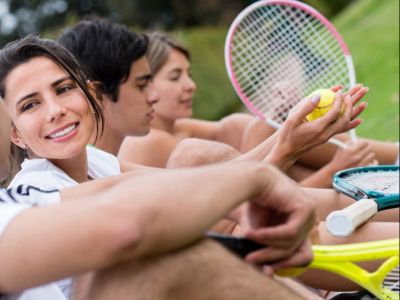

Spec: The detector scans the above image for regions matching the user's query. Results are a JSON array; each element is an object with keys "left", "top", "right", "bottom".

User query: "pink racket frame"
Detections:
[{"left": 224, "top": 0, "right": 356, "bottom": 130}]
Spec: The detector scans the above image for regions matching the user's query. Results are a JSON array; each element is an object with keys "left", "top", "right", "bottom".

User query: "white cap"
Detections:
[{"left": 326, "top": 211, "right": 354, "bottom": 237}]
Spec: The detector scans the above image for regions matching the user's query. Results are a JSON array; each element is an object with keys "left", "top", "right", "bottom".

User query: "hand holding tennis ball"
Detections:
[{"left": 306, "top": 89, "right": 336, "bottom": 122}]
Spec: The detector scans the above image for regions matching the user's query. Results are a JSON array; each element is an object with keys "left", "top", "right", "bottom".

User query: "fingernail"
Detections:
[{"left": 310, "top": 94, "right": 320, "bottom": 105}]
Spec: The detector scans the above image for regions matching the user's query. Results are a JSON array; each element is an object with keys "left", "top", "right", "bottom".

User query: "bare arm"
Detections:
[
  {"left": 234, "top": 88, "right": 366, "bottom": 171},
  {"left": 0, "top": 161, "right": 269, "bottom": 293}
]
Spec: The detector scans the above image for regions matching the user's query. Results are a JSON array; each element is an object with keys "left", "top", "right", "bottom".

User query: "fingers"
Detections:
[
  {"left": 312, "top": 92, "right": 349, "bottom": 136},
  {"left": 355, "top": 142, "right": 377, "bottom": 166},
  {"left": 346, "top": 84, "right": 363, "bottom": 97},
  {"left": 359, "top": 152, "right": 377, "bottom": 166},
  {"left": 245, "top": 237, "right": 314, "bottom": 271},
  {"left": 350, "top": 85, "right": 369, "bottom": 106},
  {"left": 245, "top": 202, "right": 315, "bottom": 250},
  {"left": 315, "top": 90, "right": 346, "bottom": 126},
  {"left": 287, "top": 94, "right": 320, "bottom": 125},
  {"left": 270, "top": 239, "right": 314, "bottom": 271},
  {"left": 311, "top": 87, "right": 367, "bottom": 134},
  {"left": 347, "top": 118, "right": 363, "bottom": 131},
  {"left": 331, "top": 85, "right": 343, "bottom": 92},
  {"left": 350, "top": 102, "right": 367, "bottom": 121},
  {"left": 338, "top": 140, "right": 376, "bottom": 166}
]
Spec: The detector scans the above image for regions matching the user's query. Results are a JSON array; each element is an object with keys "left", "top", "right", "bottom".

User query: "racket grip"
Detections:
[{"left": 326, "top": 199, "right": 378, "bottom": 237}]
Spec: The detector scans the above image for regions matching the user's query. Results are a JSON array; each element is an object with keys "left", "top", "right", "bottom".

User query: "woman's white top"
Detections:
[
  {"left": 6, "top": 146, "right": 121, "bottom": 299},
  {"left": 9, "top": 146, "right": 121, "bottom": 194}
]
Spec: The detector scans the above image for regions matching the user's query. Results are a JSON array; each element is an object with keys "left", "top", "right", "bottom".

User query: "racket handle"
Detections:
[{"left": 326, "top": 199, "right": 378, "bottom": 237}]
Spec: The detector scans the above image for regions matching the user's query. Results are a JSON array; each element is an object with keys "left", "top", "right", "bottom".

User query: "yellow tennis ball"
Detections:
[{"left": 306, "top": 89, "right": 336, "bottom": 122}]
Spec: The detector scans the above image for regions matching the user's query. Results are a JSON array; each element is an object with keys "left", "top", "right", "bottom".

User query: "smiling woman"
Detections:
[
  {"left": 0, "top": 36, "right": 110, "bottom": 183},
  {"left": 0, "top": 35, "right": 121, "bottom": 298},
  {"left": 6, "top": 57, "right": 94, "bottom": 160}
]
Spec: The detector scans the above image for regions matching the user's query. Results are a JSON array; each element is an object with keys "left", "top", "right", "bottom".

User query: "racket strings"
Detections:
[
  {"left": 342, "top": 171, "right": 400, "bottom": 194},
  {"left": 229, "top": 3, "right": 351, "bottom": 123},
  {"left": 383, "top": 266, "right": 399, "bottom": 294}
]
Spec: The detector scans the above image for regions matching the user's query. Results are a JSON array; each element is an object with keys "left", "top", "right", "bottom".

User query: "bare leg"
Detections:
[
  {"left": 167, "top": 138, "right": 239, "bottom": 168},
  {"left": 216, "top": 113, "right": 255, "bottom": 151},
  {"left": 84, "top": 239, "right": 306, "bottom": 300}
]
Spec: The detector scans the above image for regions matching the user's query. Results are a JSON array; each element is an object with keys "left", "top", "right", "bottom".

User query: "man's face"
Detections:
[
  {"left": 106, "top": 56, "right": 159, "bottom": 137},
  {"left": 0, "top": 101, "right": 11, "bottom": 180}
]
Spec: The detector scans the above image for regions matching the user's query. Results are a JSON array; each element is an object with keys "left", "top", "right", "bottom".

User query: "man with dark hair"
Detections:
[{"left": 59, "top": 18, "right": 159, "bottom": 155}]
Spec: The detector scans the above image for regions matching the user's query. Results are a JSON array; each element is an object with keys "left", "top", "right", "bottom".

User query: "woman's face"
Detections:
[
  {"left": 4, "top": 56, "right": 95, "bottom": 160},
  {"left": 152, "top": 48, "right": 196, "bottom": 122}
]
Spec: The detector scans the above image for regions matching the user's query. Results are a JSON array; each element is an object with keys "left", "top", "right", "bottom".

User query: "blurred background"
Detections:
[{"left": 0, "top": 0, "right": 398, "bottom": 141}]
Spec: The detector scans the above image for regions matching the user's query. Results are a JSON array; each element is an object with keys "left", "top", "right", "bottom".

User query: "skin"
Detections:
[
  {"left": 95, "top": 56, "right": 159, "bottom": 155},
  {"left": 5, "top": 56, "right": 94, "bottom": 183},
  {"left": 150, "top": 49, "right": 196, "bottom": 133},
  {"left": 0, "top": 101, "right": 11, "bottom": 180}
]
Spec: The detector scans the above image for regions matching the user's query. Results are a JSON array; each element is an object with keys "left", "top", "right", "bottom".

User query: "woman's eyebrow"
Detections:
[
  {"left": 16, "top": 92, "right": 38, "bottom": 106},
  {"left": 15, "top": 76, "right": 72, "bottom": 107},
  {"left": 51, "top": 76, "right": 72, "bottom": 88}
]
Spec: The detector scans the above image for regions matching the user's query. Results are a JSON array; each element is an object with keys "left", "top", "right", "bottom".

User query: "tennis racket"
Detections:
[
  {"left": 209, "top": 233, "right": 399, "bottom": 300},
  {"left": 225, "top": 0, "right": 358, "bottom": 149},
  {"left": 326, "top": 165, "right": 399, "bottom": 237}
]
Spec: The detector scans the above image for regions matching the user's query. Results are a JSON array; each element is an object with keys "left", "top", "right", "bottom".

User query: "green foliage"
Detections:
[
  {"left": 181, "top": 0, "right": 399, "bottom": 141},
  {"left": 176, "top": 26, "right": 241, "bottom": 120},
  {"left": 333, "top": 0, "right": 399, "bottom": 141}
]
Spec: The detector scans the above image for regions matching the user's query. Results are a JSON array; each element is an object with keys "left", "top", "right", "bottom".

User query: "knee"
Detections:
[{"left": 167, "top": 138, "right": 240, "bottom": 168}]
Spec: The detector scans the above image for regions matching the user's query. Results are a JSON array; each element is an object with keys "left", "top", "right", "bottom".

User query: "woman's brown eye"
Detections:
[{"left": 21, "top": 102, "right": 36, "bottom": 112}]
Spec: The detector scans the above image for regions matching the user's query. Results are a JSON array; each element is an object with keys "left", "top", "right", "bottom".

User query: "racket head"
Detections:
[
  {"left": 225, "top": 0, "right": 356, "bottom": 126},
  {"left": 333, "top": 165, "right": 400, "bottom": 210}
]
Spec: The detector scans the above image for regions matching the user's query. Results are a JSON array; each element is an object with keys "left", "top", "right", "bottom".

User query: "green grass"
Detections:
[
  {"left": 178, "top": 0, "right": 399, "bottom": 141},
  {"left": 333, "top": 0, "right": 399, "bottom": 141},
  {"left": 176, "top": 27, "right": 240, "bottom": 120}
]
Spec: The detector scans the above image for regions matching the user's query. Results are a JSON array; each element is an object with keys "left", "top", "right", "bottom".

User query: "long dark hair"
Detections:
[{"left": 0, "top": 35, "right": 104, "bottom": 172}]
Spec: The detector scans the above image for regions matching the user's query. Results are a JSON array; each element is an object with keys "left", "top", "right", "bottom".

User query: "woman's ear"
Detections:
[{"left": 10, "top": 126, "right": 26, "bottom": 149}]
